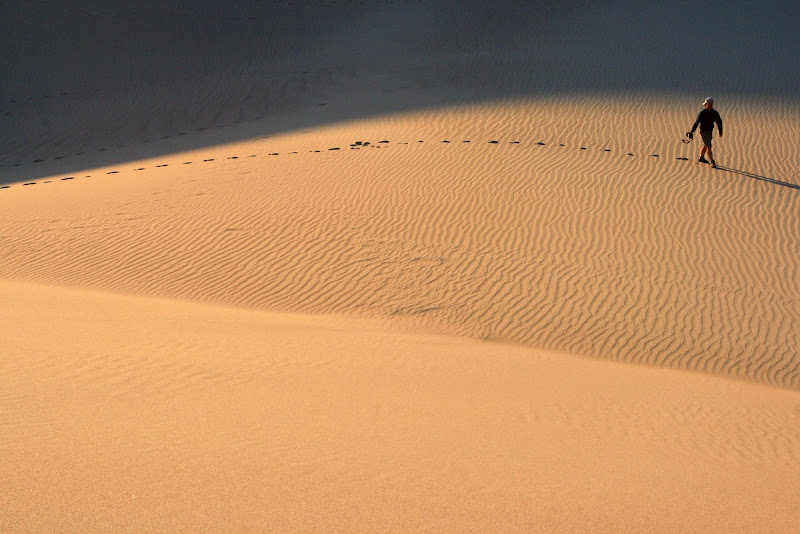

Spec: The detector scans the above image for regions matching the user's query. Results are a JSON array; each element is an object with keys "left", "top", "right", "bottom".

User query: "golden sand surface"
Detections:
[{"left": 2, "top": 1, "right": 799, "bottom": 531}]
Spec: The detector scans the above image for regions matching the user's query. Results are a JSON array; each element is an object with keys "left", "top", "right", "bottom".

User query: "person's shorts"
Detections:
[{"left": 700, "top": 130, "right": 713, "bottom": 148}]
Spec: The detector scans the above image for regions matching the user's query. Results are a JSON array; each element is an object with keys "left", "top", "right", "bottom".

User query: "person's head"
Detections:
[{"left": 703, "top": 97, "right": 714, "bottom": 109}]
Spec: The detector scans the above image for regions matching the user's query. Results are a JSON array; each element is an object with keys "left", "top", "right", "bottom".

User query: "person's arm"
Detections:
[
  {"left": 690, "top": 111, "right": 702, "bottom": 133},
  {"left": 716, "top": 113, "right": 723, "bottom": 136}
]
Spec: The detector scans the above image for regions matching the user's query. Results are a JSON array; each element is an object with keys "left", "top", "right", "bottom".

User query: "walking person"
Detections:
[{"left": 687, "top": 97, "right": 723, "bottom": 168}]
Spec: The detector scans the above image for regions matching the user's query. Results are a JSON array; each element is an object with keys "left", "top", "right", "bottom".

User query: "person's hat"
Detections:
[{"left": 703, "top": 97, "right": 714, "bottom": 105}]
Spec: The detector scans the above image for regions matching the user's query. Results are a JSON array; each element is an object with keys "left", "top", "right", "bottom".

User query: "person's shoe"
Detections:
[
  {"left": 698, "top": 156, "right": 709, "bottom": 164},
  {"left": 710, "top": 160, "right": 717, "bottom": 168}
]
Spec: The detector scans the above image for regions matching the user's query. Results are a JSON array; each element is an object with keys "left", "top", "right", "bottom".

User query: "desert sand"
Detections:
[{"left": 2, "top": 1, "right": 799, "bottom": 532}]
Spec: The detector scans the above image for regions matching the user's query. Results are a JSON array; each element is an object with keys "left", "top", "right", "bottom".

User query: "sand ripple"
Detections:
[{"left": 1, "top": 103, "right": 798, "bottom": 388}]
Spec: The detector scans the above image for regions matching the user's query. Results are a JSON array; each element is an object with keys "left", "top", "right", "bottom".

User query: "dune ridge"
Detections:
[{"left": 3, "top": 0, "right": 799, "bottom": 183}]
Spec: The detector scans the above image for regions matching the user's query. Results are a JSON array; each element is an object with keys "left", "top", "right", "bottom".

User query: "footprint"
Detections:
[
  {"left": 61, "top": 177, "right": 75, "bottom": 180},
  {"left": 134, "top": 168, "right": 145, "bottom": 171},
  {"left": 510, "top": 141, "right": 520, "bottom": 144},
  {"left": 601, "top": 149, "right": 611, "bottom": 152},
  {"left": 441, "top": 140, "right": 450, "bottom": 143},
  {"left": 76, "top": 152, "right": 85, "bottom": 155},
  {"left": 676, "top": 157, "right": 688, "bottom": 161},
  {"left": 23, "top": 182, "right": 36, "bottom": 186},
  {"left": 650, "top": 154, "right": 660, "bottom": 157},
  {"left": 106, "top": 171, "right": 119, "bottom": 174},
  {"left": 183, "top": 161, "right": 192, "bottom": 164},
  {"left": 558, "top": 143, "right": 565, "bottom": 146},
  {"left": 0, "top": 185, "right": 10, "bottom": 189},
  {"left": 33, "top": 159, "right": 44, "bottom": 163},
  {"left": 329, "top": 147, "right": 340, "bottom": 150},
  {"left": 488, "top": 140, "right": 499, "bottom": 144},
  {"left": 580, "top": 147, "right": 587, "bottom": 150},
  {"left": 270, "top": 153, "right": 279, "bottom": 156},
  {"left": 248, "top": 155, "right": 256, "bottom": 157},
  {"left": 203, "top": 158, "right": 215, "bottom": 162},
  {"left": 228, "top": 156, "right": 238, "bottom": 159},
  {"left": 536, "top": 142, "right": 546, "bottom": 146},
  {"left": 463, "top": 140, "right": 470, "bottom": 143},
  {"left": 156, "top": 164, "right": 168, "bottom": 167},
  {"left": 627, "top": 153, "right": 634, "bottom": 156},
  {"left": 378, "top": 140, "right": 389, "bottom": 143}
]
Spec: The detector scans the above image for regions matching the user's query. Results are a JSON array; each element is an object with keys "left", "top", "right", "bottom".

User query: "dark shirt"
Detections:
[{"left": 691, "top": 108, "right": 722, "bottom": 134}]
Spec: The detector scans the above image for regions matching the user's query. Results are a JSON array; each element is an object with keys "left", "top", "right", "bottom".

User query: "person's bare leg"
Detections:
[
  {"left": 707, "top": 147, "right": 714, "bottom": 162},
  {"left": 700, "top": 146, "right": 707, "bottom": 158}
]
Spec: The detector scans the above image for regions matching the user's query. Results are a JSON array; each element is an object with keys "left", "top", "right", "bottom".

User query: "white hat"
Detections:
[{"left": 703, "top": 97, "right": 714, "bottom": 105}]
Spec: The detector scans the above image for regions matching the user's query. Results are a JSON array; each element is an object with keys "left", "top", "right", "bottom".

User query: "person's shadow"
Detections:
[{"left": 716, "top": 166, "right": 799, "bottom": 190}]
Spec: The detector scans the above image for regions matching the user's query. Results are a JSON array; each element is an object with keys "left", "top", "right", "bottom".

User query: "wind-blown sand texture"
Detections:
[{"left": 2, "top": 1, "right": 799, "bottom": 532}]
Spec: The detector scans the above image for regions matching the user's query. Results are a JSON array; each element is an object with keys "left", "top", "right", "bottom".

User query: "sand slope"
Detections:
[
  {"left": 1, "top": 102, "right": 798, "bottom": 388},
  {"left": 3, "top": 279, "right": 799, "bottom": 533},
  {"left": 2, "top": 1, "right": 800, "bottom": 532}
]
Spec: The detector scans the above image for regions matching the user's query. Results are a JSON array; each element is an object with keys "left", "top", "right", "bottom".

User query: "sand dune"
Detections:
[
  {"left": 3, "top": 1, "right": 799, "bottom": 182},
  {"left": 3, "top": 279, "right": 799, "bottom": 533},
  {"left": 2, "top": 0, "right": 800, "bottom": 531},
  {"left": 2, "top": 102, "right": 798, "bottom": 388}
]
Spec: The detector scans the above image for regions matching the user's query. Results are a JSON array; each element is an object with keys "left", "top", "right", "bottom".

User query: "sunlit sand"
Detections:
[{"left": 2, "top": 2, "right": 799, "bottom": 532}]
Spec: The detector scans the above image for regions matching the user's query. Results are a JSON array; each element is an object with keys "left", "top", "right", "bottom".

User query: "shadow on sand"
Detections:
[
  {"left": 717, "top": 166, "right": 800, "bottom": 191},
  {"left": 2, "top": 1, "right": 799, "bottom": 185}
]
